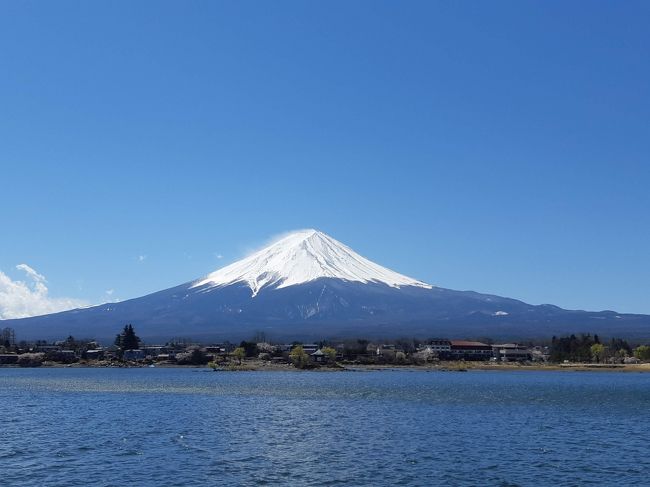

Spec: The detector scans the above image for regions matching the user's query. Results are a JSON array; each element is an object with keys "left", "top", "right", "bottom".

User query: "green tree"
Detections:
[
  {"left": 290, "top": 345, "right": 310, "bottom": 369},
  {"left": 609, "top": 338, "right": 631, "bottom": 355},
  {"left": 321, "top": 347, "right": 337, "bottom": 364},
  {"left": 634, "top": 345, "right": 650, "bottom": 361},
  {"left": 190, "top": 348, "right": 208, "bottom": 365},
  {"left": 239, "top": 341, "right": 259, "bottom": 358},
  {"left": 550, "top": 334, "right": 597, "bottom": 363},
  {"left": 590, "top": 343, "right": 606, "bottom": 363},
  {"left": 232, "top": 347, "right": 246, "bottom": 365}
]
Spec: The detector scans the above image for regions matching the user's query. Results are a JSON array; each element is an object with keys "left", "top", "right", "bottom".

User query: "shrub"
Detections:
[
  {"left": 634, "top": 345, "right": 650, "bottom": 361},
  {"left": 289, "top": 346, "right": 310, "bottom": 369},
  {"left": 176, "top": 348, "right": 209, "bottom": 365},
  {"left": 321, "top": 347, "right": 337, "bottom": 364},
  {"left": 17, "top": 353, "right": 44, "bottom": 367}
]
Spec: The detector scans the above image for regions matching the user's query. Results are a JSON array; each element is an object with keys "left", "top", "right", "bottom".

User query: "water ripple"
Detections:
[{"left": 0, "top": 368, "right": 649, "bottom": 486}]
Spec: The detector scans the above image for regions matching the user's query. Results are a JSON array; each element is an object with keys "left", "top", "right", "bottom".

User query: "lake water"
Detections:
[{"left": 0, "top": 368, "right": 648, "bottom": 486}]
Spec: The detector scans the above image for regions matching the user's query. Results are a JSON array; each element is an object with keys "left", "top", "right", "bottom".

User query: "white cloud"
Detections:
[
  {"left": 215, "top": 253, "right": 223, "bottom": 260},
  {"left": 0, "top": 264, "right": 88, "bottom": 319},
  {"left": 16, "top": 264, "right": 46, "bottom": 284},
  {"left": 138, "top": 255, "right": 147, "bottom": 262},
  {"left": 102, "top": 288, "right": 121, "bottom": 304}
]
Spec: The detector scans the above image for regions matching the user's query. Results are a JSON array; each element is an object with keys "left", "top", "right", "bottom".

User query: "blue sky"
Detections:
[{"left": 1, "top": 0, "right": 649, "bottom": 317}]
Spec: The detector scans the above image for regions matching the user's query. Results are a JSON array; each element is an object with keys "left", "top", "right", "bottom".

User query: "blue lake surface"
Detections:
[{"left": 1, "top": 368, "right": 649, "bottom": 486}]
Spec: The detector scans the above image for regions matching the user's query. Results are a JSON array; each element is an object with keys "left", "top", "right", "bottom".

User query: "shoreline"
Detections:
[
  {"left": 349, "top": 362, "right": 650, "bottom": 373},
  {"left": 2, "top": 361, "right": 650, "bottom": 373}
]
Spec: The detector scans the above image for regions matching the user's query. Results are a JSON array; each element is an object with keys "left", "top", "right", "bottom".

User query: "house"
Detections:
[
  {"left": 104, "top": 345, "right": 120, "bottom": 360},
  {"left": 155, "top": 354, "right": 175, "bottom": 362},
  {"left": 204, "top": 345, "right": 227, "bottom": 355},
  {"left": 311, "top": 349, "right": 326, "bottom": 363},
  {"left": 492, "top": 344, "right": 532, "bottom": 362},
  {"left": 85, "top": 349, "right": 105, "bottom": 360},
  {"left": 123, "top": 349, "right": 145, "bottom": 361},
  {"left": 365, "top": 342, "right": 378, "bottom": 355},
  {"left": 376, "top": 344, "right": 395, "bottom": 358},
  {"left": 289, "top": 344, "right": 319, "bottom": 354},
  {"left": 530, "top": 346, "right": 550, "bottom": 362},
  {"left": 142, "top": 345, "right": 170, "bottom": 358},
  {"left": 376, "top": 344, "right": 404, "bottom": 360},
  {"left": 449, "top": 341, "right": 493, "bottom": 361}
]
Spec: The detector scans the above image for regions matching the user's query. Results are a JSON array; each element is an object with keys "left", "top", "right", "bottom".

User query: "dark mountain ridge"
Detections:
[{"left": 4, "top": 277, "right": 649, "bottom": 342}]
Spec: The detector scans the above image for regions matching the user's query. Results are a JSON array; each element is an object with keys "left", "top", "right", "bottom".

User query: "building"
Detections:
[
  {"left": 492, "top": 344, "right": 532, "bottom": 362},
  {"left": 418, "top": 339, "right": 451, "bottom": 358},
  {"left": 416, "top": 340, "right": 451, "bottom": 361},
  {"left": 123, "top": 349, "right": 145, "bottom": 361},
  {"left": 530, "top": 346, "right": 550, "bottom": 362},
  {"left": 449, "top": 341, "right": 493, "bottom": 361},
  {"left": 155, "top": 354, "right": 175, "bottom": 362},
  {"left": 104, "top": 345, "right": 120, "bottom": 360},
  {"left": 204, "top": 345, "right": 227, "bottom": 355},
  {"left": 32, "top": 344, "right": 61, "bottom": 353},
  {"left": 376, "top": 344, "right": 398, "bottom": 359},
  {"left": 311, "top": 349, "right": 326, "bottom": 363},
  {"left": 301, "top": 344, "right": 320, "bottom": 354},
  {"left": 85, "top": 349, "right": 105, "bottom": 360},
  {"left": 288, "top": 344, "right": 319, "bottom": 354},
  {"left": 142, "top": 345, "right": 175, "bottom": 359}
]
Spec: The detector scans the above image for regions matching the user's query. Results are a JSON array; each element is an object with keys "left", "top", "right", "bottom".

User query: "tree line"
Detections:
[{"left": 548, "top": 334, "right": 649, "bottom": 363}]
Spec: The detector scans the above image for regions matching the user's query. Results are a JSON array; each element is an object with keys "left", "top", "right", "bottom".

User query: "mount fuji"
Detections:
[{"left": 4, "top": 229, "right": 650, "bottom": 341}]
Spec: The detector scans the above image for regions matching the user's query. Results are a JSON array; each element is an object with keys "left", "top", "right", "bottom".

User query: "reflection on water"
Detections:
[{"left": 1, "top": 368, "right": 649, "bottom": 486}]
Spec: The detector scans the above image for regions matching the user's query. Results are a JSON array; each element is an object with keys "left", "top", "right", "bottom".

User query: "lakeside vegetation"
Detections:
[{"left": 2, "top": 325, "right": 650, "bottom": 371}]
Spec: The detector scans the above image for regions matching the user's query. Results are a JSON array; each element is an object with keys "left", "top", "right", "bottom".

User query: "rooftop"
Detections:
[{"left": 450, "top": 340, "right": 490, "bottom": 347}]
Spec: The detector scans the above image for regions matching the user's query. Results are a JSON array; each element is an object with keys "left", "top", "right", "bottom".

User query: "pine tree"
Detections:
[{"left": 117, "top": 324, "right": 140, "bottom": 351}]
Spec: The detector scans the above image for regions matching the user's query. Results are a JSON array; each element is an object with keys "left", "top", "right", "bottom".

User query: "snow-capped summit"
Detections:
[{"left": 191, "top": 229, "right": 433, "bottom": 296}]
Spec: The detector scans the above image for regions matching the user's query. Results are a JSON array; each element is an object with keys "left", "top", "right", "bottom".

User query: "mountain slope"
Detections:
[{"left": 3, "top": 230, "right": 650, "bottom": 341}]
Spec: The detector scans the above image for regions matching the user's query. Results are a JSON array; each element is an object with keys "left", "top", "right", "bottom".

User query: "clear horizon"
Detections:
[{"left": 1, "top": 1, "right": 649, "bottom": 318}]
